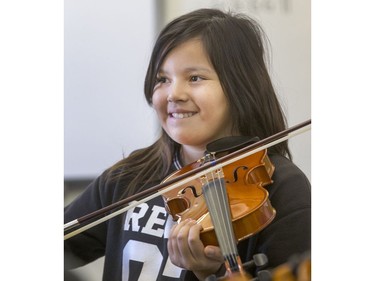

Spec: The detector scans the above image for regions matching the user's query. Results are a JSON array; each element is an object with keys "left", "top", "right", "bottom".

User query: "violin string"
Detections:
[
  {"left": 64, "top": 122, "right": 311, "bottom": 239},
  {"left": 214, "top": 171, "right": 231, "bottom": 257},
  {"left": 211, "top": 170, "right": 231, "bottom": 257},
  {"left": 215, "top": 176, "right": 233, "bottom": 268},
  {"left": 203, "top": 175, "right": 227, "bottom": 258},
  {"left": 205, "top": 171, "right": 227, "bottom": 252},
  {"left": 217, "top": 169, "right": 239, "bottom": 269},
  {"left": 203, "top": 167, "right": 239, "bottom": 270},
  {"left": 220, "top": 171, "right": 237, "bottom": 260}
]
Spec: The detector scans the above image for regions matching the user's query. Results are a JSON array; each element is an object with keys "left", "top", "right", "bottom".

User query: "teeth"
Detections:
[{"left": 171, "top": 112, "right": 195, "bottom": 119}]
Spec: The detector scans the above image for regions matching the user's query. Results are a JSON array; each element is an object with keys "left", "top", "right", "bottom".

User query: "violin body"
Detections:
[{"left": 162, "top": 149, "right": 276, "bottom": 246}]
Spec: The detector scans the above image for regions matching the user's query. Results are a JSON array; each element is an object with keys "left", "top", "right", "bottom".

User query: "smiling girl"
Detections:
[
  {"left": 65, "top": 8, "right": 311, "bottom": 281},
  {"left": 152, "top": 38, "right": 235, "bottom": 164}
]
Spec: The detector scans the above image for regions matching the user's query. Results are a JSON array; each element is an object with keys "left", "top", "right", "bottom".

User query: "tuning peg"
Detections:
[{"left": 242, "top": 253, "right": 268, "bottom": 271}]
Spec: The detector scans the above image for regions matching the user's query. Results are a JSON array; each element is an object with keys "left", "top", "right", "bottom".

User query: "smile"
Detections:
[{"left": 170, "top": 112, "right": 196, "bottom": 119}]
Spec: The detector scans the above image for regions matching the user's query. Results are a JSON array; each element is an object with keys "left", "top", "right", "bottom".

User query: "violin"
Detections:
[
  {"left": 162, "top": 121, "right": 309, "bottom": 280},
  {"left": 162, "top": 135, "right": 275, "bottom": 280},
  {"left": 64, "top": 119, "right": 311, "bottom": 280},
  {"left": 64, "top": 120, "right": 310, "bottom": 240},
  {"left": 162, "top": 137, "right": 276, "bottom": 247}
]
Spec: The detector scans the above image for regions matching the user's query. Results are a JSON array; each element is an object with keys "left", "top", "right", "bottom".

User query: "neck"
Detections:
[{"left": 180, "top": 145, "right": 206, "bottom": 165}]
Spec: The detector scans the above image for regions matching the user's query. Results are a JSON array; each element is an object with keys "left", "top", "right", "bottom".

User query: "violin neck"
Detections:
[{"left": 202, "top": 172, "right": 243, "bottom": 273}]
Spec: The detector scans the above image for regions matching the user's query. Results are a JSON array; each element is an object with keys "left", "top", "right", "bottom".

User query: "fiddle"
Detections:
[
  {"left": 64, "top": 120, "right": 311, "bottom": 281},
  {"left": 64, "top": 119, "right": 311, "bottom": 240},
  {"left": 163, "top": 136, "right": 275, "bottom": 280},
  {"left": 162, "top": 137, "right": 276, "bottom": 247}
]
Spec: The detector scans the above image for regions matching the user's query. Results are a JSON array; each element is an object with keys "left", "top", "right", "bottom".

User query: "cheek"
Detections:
[
  {"left": 208, "top": 93, "right": 230, "bottom": 117},
  {"left": 152, "top": 93, "right": 166, "bottom": 118},
  {"left": 213, "top": 98, "right": 233, "bottom": 129},
  {"left": 151, "top": 92, "right": 161, "bottom": 109}
]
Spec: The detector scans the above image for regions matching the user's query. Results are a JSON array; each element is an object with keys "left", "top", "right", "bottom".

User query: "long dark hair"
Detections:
[{"left": 110, "top": 8, "right": 291, "bottom": 195}]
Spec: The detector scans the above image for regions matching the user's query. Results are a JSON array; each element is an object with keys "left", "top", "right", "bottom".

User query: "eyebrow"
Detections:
[
  {"left": 185, "top": 66, "right": 213, "bottom": 73},
  {"left": 158, "top": 66, "right": 213, "bottom": 75}
]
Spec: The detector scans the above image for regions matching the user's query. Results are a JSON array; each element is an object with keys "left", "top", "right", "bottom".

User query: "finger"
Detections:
[
  {"left": 175, "top": 220, "right": 198, "bottom": 263},
  {"left": 168, "top": 219, "right": 190, "bottom": 253},
  {"left": 168, "top": 219, "right": 194, "bottom": 267},
  {"left": 204, "top": 246, "right": 224, "bottom": 263},
  {"left": 167, "top": 222, "right": 179, "bottom": 258},
  {"left": 186, "top": 222, "right": 205, "bottom": 260},
  {"left": 186, "top": 223, "right": 224, "bottom": 274}
]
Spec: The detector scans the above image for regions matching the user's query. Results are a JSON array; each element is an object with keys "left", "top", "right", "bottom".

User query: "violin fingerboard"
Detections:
[{"left": 202, "top": 177, "right": 240, "bottom": 271}]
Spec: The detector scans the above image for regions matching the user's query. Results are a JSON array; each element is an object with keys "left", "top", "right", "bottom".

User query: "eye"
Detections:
[
  {"left": 190, "top": 75, "right": 202, "bottom": 82},
  {"left": 153, "top": 75, "right": 169, "bottom": 91},
  {"left": 156, "top": 76, "right": 167, "bottom": 84}
]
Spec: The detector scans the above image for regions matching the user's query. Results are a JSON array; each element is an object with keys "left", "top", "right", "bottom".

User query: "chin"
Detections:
[
  {"left": 175, "top": 136, "right": 212, "bottom": 148},
  {"left": 169, "top": 132, "right": 194, "bottom": 143}
]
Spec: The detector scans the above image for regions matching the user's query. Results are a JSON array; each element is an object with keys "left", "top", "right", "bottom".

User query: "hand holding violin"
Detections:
[{"left": 168, "top": 219, "right": 224, "bottom": 281}]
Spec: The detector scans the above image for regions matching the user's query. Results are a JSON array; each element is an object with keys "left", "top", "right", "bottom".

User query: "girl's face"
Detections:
[{"left": 152, "top": 38, "right": 234, "bottom": 151}]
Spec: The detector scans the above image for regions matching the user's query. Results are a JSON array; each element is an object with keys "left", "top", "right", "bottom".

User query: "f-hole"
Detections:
[
  {"left": 226, "top": 166, "right": 248, "bottom": 184},
  {"left": 181, "top": 185, "right": 202, "bottom": 198}
]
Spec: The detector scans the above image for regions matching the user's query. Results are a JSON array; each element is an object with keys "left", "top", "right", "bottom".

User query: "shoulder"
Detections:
[
  {"left": 268, "top": 154, "right": 310, "bottom": 192},
  {"left": 267, "top": 154, "right": 311, "bottom": 216}
]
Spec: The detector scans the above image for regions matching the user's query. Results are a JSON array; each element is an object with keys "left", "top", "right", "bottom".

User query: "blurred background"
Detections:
[{"left": 64, "top": 0, "right": 310, "bottom": 280}]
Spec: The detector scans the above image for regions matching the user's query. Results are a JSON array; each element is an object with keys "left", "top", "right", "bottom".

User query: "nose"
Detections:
[{"left": 167, "top": 81, "right": 188, "bottom": 103}]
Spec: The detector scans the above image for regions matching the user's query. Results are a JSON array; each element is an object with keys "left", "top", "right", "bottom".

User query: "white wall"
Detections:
[
  {"left": 64, "top": 0, "right": 157, "bottom": 179},
  {"left": 64, "top": 2, "right": 157, "bottom": 279}
]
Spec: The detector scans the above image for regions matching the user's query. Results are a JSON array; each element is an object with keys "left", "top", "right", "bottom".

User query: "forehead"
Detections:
[{"left": 159, "top": 38, "right": 212, "bottom": 71}]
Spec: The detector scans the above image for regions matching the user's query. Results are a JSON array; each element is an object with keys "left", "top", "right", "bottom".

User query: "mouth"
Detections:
[{"left": 169, "top": 112, "right": 197, "bottom": 119}]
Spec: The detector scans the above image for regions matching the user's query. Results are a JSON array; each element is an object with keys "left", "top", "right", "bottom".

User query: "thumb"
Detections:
[{"left": 204, "top": 246, "right": 224, "bottom": 262}]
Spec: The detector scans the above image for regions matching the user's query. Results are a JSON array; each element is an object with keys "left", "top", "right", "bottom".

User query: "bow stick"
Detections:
[{"left": 64, "top": 119, "right": 311, "bottom": 240}]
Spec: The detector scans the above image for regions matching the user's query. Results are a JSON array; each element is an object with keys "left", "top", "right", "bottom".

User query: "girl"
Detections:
[{"left": 65, "top": 8, "right": 311, "bottom": 281}]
